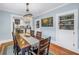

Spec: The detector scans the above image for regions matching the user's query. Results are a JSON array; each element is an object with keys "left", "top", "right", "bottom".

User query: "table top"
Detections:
[
  {"left": 16, "top": 34, "right": 30, "bottom": 49},
  {"left": 20, "top": 34, "right": 39, "bottom": 47},
  {"left": 16, "top": 34, "right": 39, "bottom": 49}
]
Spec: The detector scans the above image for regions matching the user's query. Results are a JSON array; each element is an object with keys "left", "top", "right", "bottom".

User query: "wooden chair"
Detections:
[
  {"left": 29, "top": 37, "right": 51, "bottom": 55},
  {"left": 30, "top": 30, "right": 35, "bottom": 37},
  {"left": 36, "top": 31, "right": 42, "bottom": 40},
  {"left": 12, "top": 32, "right": 21, "bottom": 55}
]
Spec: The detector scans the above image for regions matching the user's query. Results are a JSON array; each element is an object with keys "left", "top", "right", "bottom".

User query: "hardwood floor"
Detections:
[
  {"left": 0, "top": 41, "right": 13, "bottom": 54},
  {"left": 49, "top": 43, "right": 79, "bottom": 55},
  {"left": 0, "top": 45, "right": 1, "bottom": 50},
  {"left": 0, "top": 41, "right": 79, "bottom": 55}
]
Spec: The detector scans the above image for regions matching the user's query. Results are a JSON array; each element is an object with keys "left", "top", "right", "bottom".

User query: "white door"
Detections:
[{"left": 56, "top": 9, "right": 78, "bottom": 50}]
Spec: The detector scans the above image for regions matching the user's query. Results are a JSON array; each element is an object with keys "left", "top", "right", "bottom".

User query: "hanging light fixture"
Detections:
[{"left": 23, "top": 3, "right": 33, "bottom": 23}]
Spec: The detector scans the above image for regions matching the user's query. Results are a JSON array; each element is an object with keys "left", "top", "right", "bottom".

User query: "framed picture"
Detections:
[
  {"left": 41, "top": 17, "right": 53, "bottom": 27},
  {"left": 15, "top": 19, "right": 20, "bottom": 25},
  {"left": 36, "top": 21, "right": 40, "bottom": 28}
]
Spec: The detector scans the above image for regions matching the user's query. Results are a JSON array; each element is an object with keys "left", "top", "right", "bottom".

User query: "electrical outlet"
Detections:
[{"left": 73, "top": 43, "right": 75, "bottom": 46}]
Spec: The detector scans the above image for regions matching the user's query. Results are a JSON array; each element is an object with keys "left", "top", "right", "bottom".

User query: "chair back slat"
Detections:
[
  {"left": 37, "top": 37, "right": 51, "bottom": 55},
  {"left": 12, "top": 32, "right": 17, "bottom": 44},
  {"left": 12, "top": 32, "right": 21, "bottom": 55}
]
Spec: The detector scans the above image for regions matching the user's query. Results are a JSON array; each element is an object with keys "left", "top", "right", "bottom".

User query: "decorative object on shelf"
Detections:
[
  {"left": 20, "top": 26, "right": 25, "bottom": 29},
  {"left": 25, "top": 25, "right": 31, "bottom": 33},
  {"left": 59, "top": 14, "right": 74, "bottom": 30},
  {"left": 36, "top": 21, "right": 40, "bottom": 28},
  {"left": 26, "top": 25, "right": 31, "bottom": 29},
  {"left": 41, "top": 17, "right": 53, "bottom": 27},
  {"left": 23, "top": 3, "right": 33, "bottom": 23}
]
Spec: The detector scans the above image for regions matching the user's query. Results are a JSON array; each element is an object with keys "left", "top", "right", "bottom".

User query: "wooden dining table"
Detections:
[{"left": 16, "top": 33, "right": 39, "bottom": 55}]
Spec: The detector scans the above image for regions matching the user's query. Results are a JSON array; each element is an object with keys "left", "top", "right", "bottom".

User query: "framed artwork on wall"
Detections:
[
  {"left": 36, "top": 20, "right": 40, "bottom": 28},
  {"left": 15, "top": 19, "right": 20, "bottom": 25},
  {"left": 41, "top": 17, "right": 53, "bottom": 27}
]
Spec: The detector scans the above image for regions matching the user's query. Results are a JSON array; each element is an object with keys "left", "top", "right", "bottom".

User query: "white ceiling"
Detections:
[{"left": 0, "top": 3, "right": 65, "bottom": 18}]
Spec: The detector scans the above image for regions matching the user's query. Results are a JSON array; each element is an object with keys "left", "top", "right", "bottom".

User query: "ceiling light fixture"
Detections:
[{"left": 23, "top": 3, "right": 33, "bottom": 23}]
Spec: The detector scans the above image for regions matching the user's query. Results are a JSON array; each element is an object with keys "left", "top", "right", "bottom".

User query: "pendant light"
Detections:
[{"left": 23, "top": 3, "right": 33, "bottom": 23}]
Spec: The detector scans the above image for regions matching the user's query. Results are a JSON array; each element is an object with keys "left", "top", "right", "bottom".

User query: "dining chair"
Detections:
[
  {"left": 36, "top": 31, "right": 42, "bottom": 40},
  {"left": 29, "top": 36, "right": 51, "bottom": 55},
  {"left": 30, "top": 30, "right": 35, "bottom": 37},
  {"left": 12, "top": 32, "right": 21, "bottom": 55}
]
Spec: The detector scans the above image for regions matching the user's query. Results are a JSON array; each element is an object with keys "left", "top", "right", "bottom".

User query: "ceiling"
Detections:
[{"left": 0, "top": 3, "right": 65, "bottom": 18}]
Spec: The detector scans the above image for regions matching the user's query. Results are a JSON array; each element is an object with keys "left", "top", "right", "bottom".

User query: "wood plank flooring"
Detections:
[
  {"left": 49, "top": 43, "right": 79, "bottom": 55},
  {"left": 0, "top": 41, "right": 79, "bottom": 55}
]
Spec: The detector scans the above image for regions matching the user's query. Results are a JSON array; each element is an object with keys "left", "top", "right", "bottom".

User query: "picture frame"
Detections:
[
  {"left": 36, "top": 20, "right": 40, "bottom": 28},
  {"left": 15, "top": 19, "right": 20, "bottom": 25},
  {"left": 41, "top": 17, "right": 53, "bottom": 27}
]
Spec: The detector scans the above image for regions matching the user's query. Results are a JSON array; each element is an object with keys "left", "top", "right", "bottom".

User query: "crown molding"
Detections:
[
  {"left": 35, "top": 3, "right": 70, "bottom": 18},
  {"left": 0, "top": 3, "right": 70, "bottom": 18},
  {"left": 0, "top": 7, "right": 23, "bottom": 15}
]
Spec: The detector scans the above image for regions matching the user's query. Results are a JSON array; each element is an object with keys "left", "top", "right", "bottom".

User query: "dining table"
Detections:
[
  {"left": 16, "top": 33, "right": 39, "bottom": 55},
  {"left": 16, "top": 32, "right": 49, "bottom": 55}
]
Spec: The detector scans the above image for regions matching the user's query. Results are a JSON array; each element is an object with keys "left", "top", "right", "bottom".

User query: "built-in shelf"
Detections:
[
  {"left": 60, "top": 19, "right": 74, "bottom": 21},
  {"left": 59, "top": 24, "right": 74, "bottom": 25},
  {"left": 59, "top": 14, "right": 74, "bottom": 30}
]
